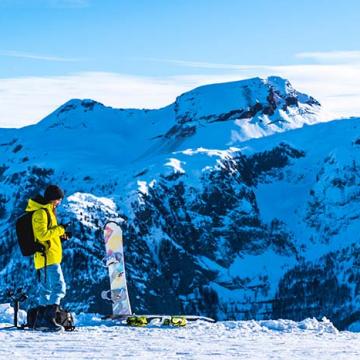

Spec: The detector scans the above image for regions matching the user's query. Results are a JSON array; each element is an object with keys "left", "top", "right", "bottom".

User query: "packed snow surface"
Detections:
[{"left": 0, "top": 305, "right": 360, "bottom": 359}]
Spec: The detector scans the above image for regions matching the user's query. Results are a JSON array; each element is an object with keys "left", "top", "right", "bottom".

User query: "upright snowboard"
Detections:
[
  {"left": 102, "top": 221, "right": 132, "bottom": 316},
  {"left": 101, "top": 221, "right": 216, "bottom": 326}
]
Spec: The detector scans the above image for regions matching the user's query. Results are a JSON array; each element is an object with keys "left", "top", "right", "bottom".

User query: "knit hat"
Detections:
[{"left": 44, "top": 185, "right": 64, "bottom": 202}]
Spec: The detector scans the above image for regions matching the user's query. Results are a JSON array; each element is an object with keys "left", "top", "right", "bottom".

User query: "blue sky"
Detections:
[{"left": 0, "top": 0, "right": 360, "bottom": 126}]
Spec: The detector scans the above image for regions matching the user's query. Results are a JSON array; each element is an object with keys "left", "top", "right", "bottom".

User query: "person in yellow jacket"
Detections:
[{"left": 26, "top": 185, "right": 71, "bottom": 331}]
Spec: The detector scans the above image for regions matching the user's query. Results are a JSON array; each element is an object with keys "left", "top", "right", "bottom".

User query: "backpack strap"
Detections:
[
  {"left": 43, "top": 208, "right": 52, "bottom": 228},
  {"left": 36, "top": 208, "right": 52, "bottom": 284}
]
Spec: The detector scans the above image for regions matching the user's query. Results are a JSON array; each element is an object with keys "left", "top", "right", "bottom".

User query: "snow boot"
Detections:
[
  {"left": 30, "top": 305, "right": 46, "bottom": 329},
  {"left": 34, "top": 304, "right": 64, "bottom": 332}
]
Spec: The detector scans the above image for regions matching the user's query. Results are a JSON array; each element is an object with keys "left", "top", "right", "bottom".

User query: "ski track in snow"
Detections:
[{"left": 1, "top": 319, "right": 360, "bottom": 359}]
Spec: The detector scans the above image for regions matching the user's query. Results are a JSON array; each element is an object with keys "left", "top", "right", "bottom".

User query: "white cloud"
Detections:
[
  {"left": 296, "top": 51, "right": 360, "bottom": 63},
  {"left": 0, "top": 50, "right": 84, "bottom": 62},
  {"left": 0, "top": 72, "right": 188, "bottom": 128},
  {"left": 144, "top": 57, "right": 267, "bottom": 70},
  {"left": 0, "top": 64, "right": 360, "bottom": 128}
]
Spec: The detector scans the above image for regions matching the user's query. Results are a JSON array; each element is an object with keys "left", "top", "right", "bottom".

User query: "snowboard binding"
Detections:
[{"left": 126, "top": 315, "right": 187, "bottom": 327}]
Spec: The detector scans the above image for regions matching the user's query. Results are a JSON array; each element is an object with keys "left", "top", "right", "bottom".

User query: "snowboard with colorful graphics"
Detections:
[
  {"left": 101, "top": 221, "right": 216, "bottom": 326},
  {"left": 102, "top": 221, "right": 132, "bottom": 316}
]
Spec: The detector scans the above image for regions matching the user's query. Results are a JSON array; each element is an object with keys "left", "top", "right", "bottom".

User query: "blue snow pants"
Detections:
[{"left": 37, "top": 264, "right": 66, "bottom": 306}]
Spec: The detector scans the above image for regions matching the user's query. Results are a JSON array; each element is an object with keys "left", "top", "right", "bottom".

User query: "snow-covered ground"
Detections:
[{"left": 0, "top": 305, "right": 360, "bottom": 359}]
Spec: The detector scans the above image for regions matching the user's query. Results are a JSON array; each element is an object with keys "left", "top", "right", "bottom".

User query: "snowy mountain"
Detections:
[
  {"left": 1, "top": 76, "right": 359, "bottom": 330},
  {"left": 0, "top": 76, "right": 321, "bottom": 172}
]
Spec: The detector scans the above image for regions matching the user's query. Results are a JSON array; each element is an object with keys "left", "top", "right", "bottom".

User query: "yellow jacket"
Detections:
[{"left": 25, "top": 198, "right": 65, "bottom": 270}]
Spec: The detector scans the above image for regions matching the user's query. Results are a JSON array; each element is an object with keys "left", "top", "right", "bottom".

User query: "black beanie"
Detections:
[{"left": 44, "top": 185, "right": 64, "bottom": 202}]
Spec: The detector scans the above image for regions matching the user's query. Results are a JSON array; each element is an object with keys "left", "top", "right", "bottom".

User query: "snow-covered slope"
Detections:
[
  {"left": 1, "top": 76, "right": 359, "bottom": 331},
  {"left": 1, "top": 304, "right": 359, "bottom": 360},
  {"left": 0, "top": 76, "right": 321, "bottom": 175}
]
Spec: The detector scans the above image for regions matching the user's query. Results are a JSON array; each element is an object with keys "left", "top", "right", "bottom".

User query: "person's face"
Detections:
[{"left": 52, "top": 198, "right": 62, "bottom": 207}]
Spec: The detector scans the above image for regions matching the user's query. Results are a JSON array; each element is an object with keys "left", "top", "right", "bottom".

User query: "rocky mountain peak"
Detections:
[
  {"left": 173, "top": 76, "right": 320, "bottom": 125},
  {"left": 154, "top": 76, "right": 323, "bottom": 152}
]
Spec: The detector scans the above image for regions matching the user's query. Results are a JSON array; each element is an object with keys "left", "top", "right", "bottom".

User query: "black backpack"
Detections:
[{"left": 16, "top": 209, "right": 51, "bottom": 256}]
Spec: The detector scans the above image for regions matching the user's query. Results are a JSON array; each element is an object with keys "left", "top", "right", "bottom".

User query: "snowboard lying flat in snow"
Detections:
[{"left": 102, "top": 314, "right": 216, "bottom": 326}]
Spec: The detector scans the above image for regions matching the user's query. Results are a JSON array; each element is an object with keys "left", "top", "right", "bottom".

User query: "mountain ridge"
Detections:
[{"left": 1, "top": 76, "right": 359, "bottom": 330}]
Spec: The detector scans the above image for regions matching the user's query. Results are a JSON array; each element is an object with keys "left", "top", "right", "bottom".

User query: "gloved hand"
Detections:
[
  {"left": 60, "top": 222, "right": 71, "bottom": 231},
  {"left": 61, "top": 231, "right": 72, "bottom": 241}
]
